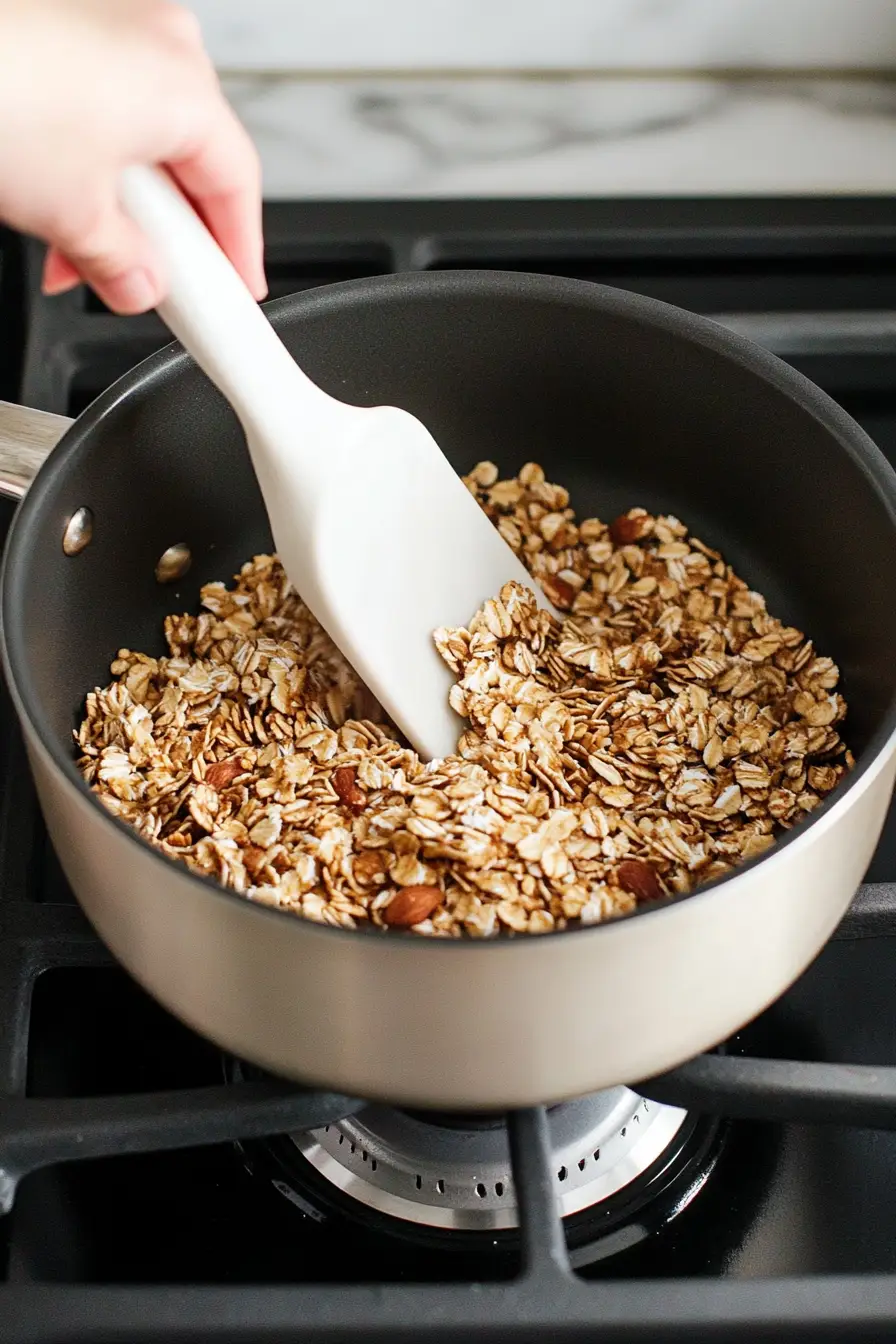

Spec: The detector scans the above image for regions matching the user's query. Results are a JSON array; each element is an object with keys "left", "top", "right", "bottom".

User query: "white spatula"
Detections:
[{"left": 117, "top": 166, "right": 547, "bottom": 760}]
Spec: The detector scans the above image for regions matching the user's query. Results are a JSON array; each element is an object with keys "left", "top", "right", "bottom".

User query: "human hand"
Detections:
[{"left": 0, "top": 0, "right": 266, "bottom": 314}]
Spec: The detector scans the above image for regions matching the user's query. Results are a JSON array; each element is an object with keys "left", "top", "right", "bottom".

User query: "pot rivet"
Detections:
[
  {"left": 62, "top": 507, "right": 93, "bottom": 556},
  {"left": 155, "top": 543, "right": 192, "bottom": 584}
]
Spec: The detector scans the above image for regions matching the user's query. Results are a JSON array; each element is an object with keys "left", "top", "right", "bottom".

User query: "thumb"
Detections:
[{"left": 47, "top": 184, "right": 166, "bottom": 315}]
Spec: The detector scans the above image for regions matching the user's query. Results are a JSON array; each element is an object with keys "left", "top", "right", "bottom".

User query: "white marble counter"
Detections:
[{"left": 222, "top": 75, "right": 896, "bottom": 200}]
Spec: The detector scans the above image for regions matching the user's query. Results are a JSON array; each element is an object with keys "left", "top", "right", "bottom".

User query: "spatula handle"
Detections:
[{"left": 117, "top": 166, "right": 327, "bottom": 431}]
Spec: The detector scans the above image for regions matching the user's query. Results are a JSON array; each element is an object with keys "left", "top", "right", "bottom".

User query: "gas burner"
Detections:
[
  {"left": 294, "top": 1090, "right": 686, "bottom": 1231},
  {"left": 240, "top": 1084, "right": 723, "bottom": 1269}
]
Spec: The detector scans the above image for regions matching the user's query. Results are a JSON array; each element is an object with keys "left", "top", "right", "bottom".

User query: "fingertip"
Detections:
[
  {"left": 90, "top": 267, "right": 163, "bottom": 316},
  {"left": 48, "top": 191, "right": 169, "bottom": 315},
  {"left": 41, "top": 248, "right": 81, "bottom": 297},
  {"left": 41, "top": 274, "right": 81, "bottom": 298},
  {"left": 244, "top": 229, "right": 268, "bottom": 300},
  {"left": 227, "top": 231, "right": 268, "bottom": 302},
  {"left": 238, "top": 240, "right": 267, "bottom": 301}
]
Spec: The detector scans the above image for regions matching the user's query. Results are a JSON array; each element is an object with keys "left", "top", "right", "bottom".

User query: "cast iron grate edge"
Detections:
[
  {"left": 1, "top": 884, "right": 896, "bottom": 1216},
  {"left": 4, "top": 1105, "right": 896, "bottom": 1343}
]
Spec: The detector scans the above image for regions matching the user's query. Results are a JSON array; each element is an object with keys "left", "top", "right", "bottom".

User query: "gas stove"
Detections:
[{"left": 5, "top": 197, "right": 896, "bottom": 1341}]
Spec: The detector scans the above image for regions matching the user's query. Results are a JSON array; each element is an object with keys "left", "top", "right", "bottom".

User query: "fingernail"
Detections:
[{"left": 105, "top": 267, "right": 158, "bottom": 314}]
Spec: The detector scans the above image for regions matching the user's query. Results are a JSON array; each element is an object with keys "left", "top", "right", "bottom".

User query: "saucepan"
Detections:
[{"left": 2, "top": 271, "right": 896, "bottom": 1109}]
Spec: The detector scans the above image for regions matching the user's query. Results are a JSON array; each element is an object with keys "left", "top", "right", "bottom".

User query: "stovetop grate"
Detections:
[
  {"left": 19, "top": 194, "right": 896, "bottom": 419},
  {"left": 6, "top": 195, "right": 896, "bottom": 1340},
  {"left": 3, "top": 882, "right": 896, "bottom": 1220}
]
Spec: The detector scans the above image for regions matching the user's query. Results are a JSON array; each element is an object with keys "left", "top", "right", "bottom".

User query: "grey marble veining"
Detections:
[{"left": 221, "top": 75, "right": 896, "bottom": 199}]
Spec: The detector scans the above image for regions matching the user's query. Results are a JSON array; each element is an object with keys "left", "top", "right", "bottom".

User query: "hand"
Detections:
[{"left": 0, "top": 0, "right": 266, "bottom": 314}]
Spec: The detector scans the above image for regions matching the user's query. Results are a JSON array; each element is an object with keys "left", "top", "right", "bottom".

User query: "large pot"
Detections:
[{"left": 2, "top": 270, "right": 895, "bottom": 1108}]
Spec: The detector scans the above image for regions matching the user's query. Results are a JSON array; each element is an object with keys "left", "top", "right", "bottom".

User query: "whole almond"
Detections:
[
  {"left": 542, "top": 574, "right": 576, "bottom": 610},
  {"left": 609, "top": 512, "right": 651, "bottom": 547},
  {"left": 383, "top": 885, "right": 444, "bottom": 927},
  {"left": 333, "top": 766, "right": 367, "bottom": 813},
  {"left": 616, "top": 859, "right": 664, "bottom": 904},
  {"left": 206, "top": 759, "right": 244, "bottom": 791}
]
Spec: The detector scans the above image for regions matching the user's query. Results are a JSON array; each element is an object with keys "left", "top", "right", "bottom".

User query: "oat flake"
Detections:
[{"left": 76, "top": 465, "right": 852, "bottom": 937}]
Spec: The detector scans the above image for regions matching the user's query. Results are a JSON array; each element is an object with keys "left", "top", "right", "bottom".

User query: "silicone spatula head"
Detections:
[{"left": 118, "top": 167, "right": 549, "bottom": 760}]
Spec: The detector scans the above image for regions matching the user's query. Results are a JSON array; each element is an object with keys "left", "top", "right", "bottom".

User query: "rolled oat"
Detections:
[{"left": 76, "top": 463, "right": 852, "bottom": 937}]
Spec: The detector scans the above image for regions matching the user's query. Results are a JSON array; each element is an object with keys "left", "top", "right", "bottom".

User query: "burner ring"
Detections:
[{"left": 290, "top": 1089, "right": 686, "bottom": 1231}]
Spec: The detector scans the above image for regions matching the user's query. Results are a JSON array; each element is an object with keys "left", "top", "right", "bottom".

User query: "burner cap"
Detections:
[{"left": 290, "top": 1089, "right": 686, "bottom": 1230}]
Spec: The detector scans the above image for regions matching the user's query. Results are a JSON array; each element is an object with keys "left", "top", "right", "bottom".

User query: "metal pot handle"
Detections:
[{"left": 0, "top": 400, "right": 73, "bottom": 500}]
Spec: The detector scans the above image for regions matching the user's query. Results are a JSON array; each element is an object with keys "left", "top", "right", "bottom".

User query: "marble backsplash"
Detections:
[
  {"left": 185, "top": 1, "right": 896, "bottom": 200},
  {"left": 223, "top": 74, "right": 896, "bottom": 199},
  {"left": 193, "top": 0, "right": 896, "bottom": 72}
]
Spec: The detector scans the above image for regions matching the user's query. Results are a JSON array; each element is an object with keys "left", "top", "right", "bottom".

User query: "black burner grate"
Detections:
[
  {"left": 18, "top": 194, "right": 896, "bottom": 420},
  {"left": 3, "top": 883, "right": 896, "bottom": 1218}
]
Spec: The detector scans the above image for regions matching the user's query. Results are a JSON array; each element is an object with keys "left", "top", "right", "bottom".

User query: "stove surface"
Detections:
[{"left": 4, "top": 197, "right": 896, "bottom": 1341}]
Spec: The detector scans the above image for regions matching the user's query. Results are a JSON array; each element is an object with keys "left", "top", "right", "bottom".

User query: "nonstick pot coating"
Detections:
[{"left": 6, "top": 271, "right": 896, "bottom": 846}]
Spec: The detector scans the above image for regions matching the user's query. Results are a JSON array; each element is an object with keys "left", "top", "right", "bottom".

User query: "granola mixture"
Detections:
[{"left": 76, "top": 462, "right": 853, "bottom": 937}]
